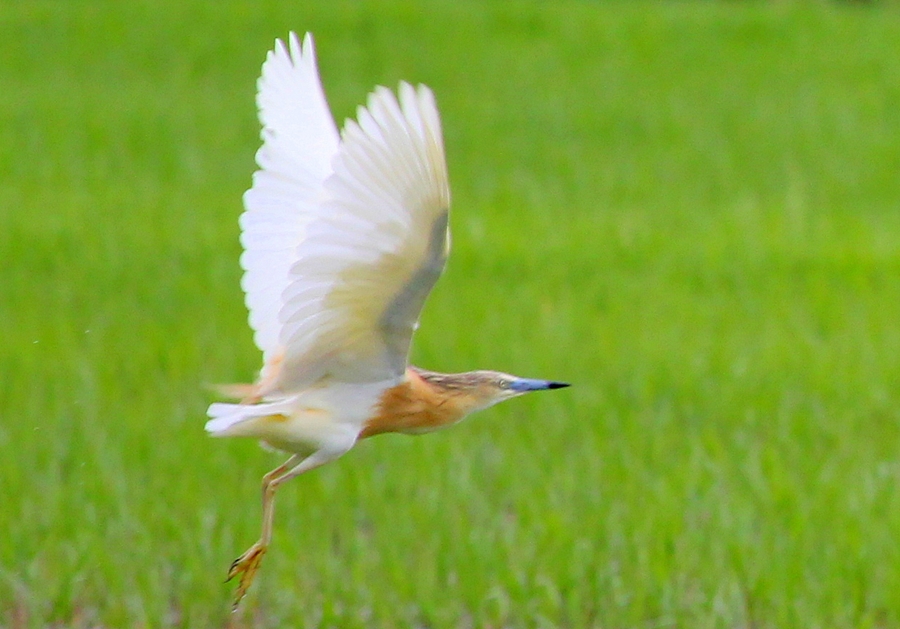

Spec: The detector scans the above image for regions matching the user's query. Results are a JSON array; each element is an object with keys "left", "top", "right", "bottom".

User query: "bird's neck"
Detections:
[{"left": 358, "top": 367, "right": 479, "bottom": 439}]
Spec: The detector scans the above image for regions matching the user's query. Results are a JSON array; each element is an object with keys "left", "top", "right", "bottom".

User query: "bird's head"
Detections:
[
  {"left": 481, "top": 371, "right": 570, "bottom": 404},
  {"left": 414, "top": 368, "right": 569, "bottom": 416}
]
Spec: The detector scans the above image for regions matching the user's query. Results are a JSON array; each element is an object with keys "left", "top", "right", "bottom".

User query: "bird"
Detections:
[{"left": 206, "top": 31, "right": 570, "bottom": 610}]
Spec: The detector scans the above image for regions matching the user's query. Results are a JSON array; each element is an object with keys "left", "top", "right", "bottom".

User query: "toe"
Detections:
[{"left": 227, "top": 544, "right": 267, "bottom": 610}]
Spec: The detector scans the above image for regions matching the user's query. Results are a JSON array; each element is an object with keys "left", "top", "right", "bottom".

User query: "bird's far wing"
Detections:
[
  {"left": 273, "top": 82, "right": 451, "bottom": 391},
  {"left": 240, "top": 32, "right": 340, "bottom": 382}
]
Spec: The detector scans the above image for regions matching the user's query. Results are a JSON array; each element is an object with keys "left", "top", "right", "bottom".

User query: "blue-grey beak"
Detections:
[{"left": 509, "top": 378, "right": 571, "bottom": 392}]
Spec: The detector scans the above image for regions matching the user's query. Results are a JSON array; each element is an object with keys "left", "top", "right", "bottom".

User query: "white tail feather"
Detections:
[{"left": 205, "top": 400, "right": 292, "bottom": 436}]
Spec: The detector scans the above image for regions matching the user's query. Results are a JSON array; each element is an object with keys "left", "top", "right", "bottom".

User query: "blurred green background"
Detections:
[{"left": 2, "top": 1, "right": 900, "bottom": 627}]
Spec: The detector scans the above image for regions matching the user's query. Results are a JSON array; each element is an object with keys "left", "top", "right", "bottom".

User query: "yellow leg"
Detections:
[
  {"left": 226, "top": 449, "right": 341, "bottom": 611},
  {"left": 227, "top": 454, "right": 300, "bottom": 610}
]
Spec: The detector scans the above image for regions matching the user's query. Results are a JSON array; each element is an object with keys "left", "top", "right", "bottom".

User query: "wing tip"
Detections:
[{"left": 267, "top": 31, "right": 315, "bottom": 68}]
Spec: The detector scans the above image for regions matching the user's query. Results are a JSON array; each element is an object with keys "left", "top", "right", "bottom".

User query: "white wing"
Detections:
[
  {"left": 240, "top": 32, "right": 339, "bottom": 383},
  {"left": 273, "top": 82, "right": 451, "bottom": 392}
]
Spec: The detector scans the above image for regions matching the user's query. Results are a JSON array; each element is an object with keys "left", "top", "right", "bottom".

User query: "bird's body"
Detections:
[
  {"left": 208, "top": 367, "right": 495, "bottom": 450},
  {"left": 207, "top": 32, "right": 568, "bottom": 610}
]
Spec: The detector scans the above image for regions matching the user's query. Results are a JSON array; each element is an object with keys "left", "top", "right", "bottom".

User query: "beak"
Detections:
[{"left": 509, "top": 378, "right": 571, "bottom": 392}]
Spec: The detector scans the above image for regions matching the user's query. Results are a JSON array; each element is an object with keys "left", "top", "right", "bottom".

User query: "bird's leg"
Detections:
[
  {"left": 227, "top": 450, "right": 339, "bottom": 611},
  {"left": 227, "top": 454, "right": 301, "bottom": 609}
]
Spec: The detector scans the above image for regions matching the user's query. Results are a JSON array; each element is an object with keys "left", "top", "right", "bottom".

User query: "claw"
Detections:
[{"left": 227, "top": 542, "right": 267, "bottom": 611}]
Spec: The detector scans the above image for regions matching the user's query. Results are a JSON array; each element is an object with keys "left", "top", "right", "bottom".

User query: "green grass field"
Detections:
[{"left": 3, "top": 1, "right": 900, "bottom": 627}]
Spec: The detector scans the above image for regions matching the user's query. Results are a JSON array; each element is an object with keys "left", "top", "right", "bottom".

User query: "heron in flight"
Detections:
[{"left": 206, "top": 32, "right": 569, "bottom": 610}]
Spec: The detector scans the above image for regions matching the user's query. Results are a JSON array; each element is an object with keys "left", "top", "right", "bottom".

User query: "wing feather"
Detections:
[
  {"left": 238, "top": 33, "right": 450, "bottom": 395},
  {"left": 239, "top": 33, "right": 339, "bottom": 381},
  {"left": 273, "top": 82, "right": 451, "bottom": 391}
]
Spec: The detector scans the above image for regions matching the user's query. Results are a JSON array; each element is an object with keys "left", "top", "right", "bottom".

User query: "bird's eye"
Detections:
[{"left": 497, "top": 379, "right": 509, "bottom": 389}]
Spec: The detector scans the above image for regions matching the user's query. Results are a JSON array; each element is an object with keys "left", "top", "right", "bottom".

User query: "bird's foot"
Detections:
[{"left": 226, "top": 541, "right": 267, "bottom": 611}]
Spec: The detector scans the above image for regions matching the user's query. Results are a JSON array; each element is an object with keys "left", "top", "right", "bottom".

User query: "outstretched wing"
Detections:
[
  {"left": 273, "top": 82, "right": 451, "bottom": 392},
  {"left": 239, "top": 32, "right": 339, "bottom": 383}
]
